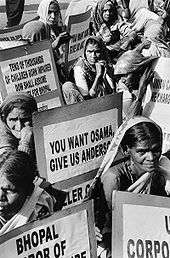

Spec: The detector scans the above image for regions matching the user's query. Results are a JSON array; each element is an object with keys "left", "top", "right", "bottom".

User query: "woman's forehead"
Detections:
[{"left": 134, "top": 139, "right": 161, "bottom": 149}]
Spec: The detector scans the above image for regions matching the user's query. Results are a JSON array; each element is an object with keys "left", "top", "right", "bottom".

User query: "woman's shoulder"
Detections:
[
  {"left": 74, "top": 56, "right": 85, "bottom": 68},
  {"left": 101, "top": 161, "right": 128, "bottom": 182}
]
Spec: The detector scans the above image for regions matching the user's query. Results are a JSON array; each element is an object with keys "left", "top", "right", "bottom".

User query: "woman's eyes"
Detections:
[{"left": 138, "top": 151, "right": 146, "bottom": 156}]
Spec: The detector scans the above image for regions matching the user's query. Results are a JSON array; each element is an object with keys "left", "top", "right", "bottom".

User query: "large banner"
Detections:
[
  {"left": 65, "top": 9, "right": 92, "bottom": 68},
  {"left": 0, "top": 40, "right": 64, "bottom": 110},
  {"left": 33, "top": 94, "right": 122, "bottom": 190},
  {"left": 143, "top": 57, "right": 170, "bottom": 153},
  {"left": 0, "top": 201, "right": 97, "bottom": 258},
  {"left": 112, "top": 191, "right": 170, "bottom": 258}
]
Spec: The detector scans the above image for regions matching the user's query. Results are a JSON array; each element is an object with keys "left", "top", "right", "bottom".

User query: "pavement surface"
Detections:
[{"left": 0, "top": 0, "right": 71, "bottom": 29}]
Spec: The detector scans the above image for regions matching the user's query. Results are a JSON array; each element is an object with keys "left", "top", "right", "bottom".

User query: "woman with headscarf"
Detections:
[
  {"left": 113, "top": 40, "right": 158, "bottom": 117},
  {"left": 0, "top": 92, "right": 37, "bottom": 158},
  {"left": 91, "top": 0, "right": 137, "bottom": 60},
  {"left": 62, "top": 36, "right": 115, "bottom": 104},
  {"left": 87, "top": 116, "right": 170, "bottom": 257},
  {"left": 0, "top": 92, "right": 67, "bottom": 211},
  {"left": 128, "top": 0, "right": 165, "bottom": 41},
  {"left": 0, "top": 150, "right": 55, "bottom": 235},
  {"left": 22, "top": 0, "right": 71, "bottom": 83}
]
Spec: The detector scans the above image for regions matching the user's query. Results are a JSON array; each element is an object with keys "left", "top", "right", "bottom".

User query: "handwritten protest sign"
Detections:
[
  {"left": 112, "top": 191, "right": 170, "bottom": 258},
  {"left": 65, "top": 9, "right": 91, "bottom": 68},
  {"left": 143, "top": 57, "right": 170, "bottom": 153},
  {"left": 0, "top": 40, "right": 63, "bottom": 109},
  {"left": 0, "top": 201, "right": 97, "bottom": 258},
  {"left": 33, "top": 93, "right": 122, "bottom": 187}
]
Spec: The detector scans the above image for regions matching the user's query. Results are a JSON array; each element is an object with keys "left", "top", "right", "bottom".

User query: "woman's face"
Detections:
[
  {"left": 102, "top": 2, "right": 116, "bottom": 23},
  {"left": 116, "top": 73, "right": 139, "bottom": 93},
  {"left": 47, "top": 2, "right": 60, "bottom": 26},
  {"left": 85, "top": 43, "right": 101, "bottom": 65},
  {"left": 128, "top": 139, "right": 162, "bottom": 176},
  {"left": 6, "top": 107, "right": 32, "bottom": 139},
  {"left": 0, "top": 174, "right": 28, "bottom": 220}
]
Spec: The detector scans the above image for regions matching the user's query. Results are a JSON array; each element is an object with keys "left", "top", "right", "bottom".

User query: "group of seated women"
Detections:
[
  {"left": 1, "top": 1, "right": 170, "bottom": 258},
  {"left": 20, "top": 0, "right": 170, "bottom": 114},
  {"left": 0, "top": 91, "right": 67, "bottom": 235}
]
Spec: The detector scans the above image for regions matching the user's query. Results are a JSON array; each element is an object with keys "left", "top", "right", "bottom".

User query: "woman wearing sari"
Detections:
[
  {"left": 22, "top": 0, "right": 71, "bottom": 83},
  {"left": 90, "top": 0, "right": 137, "bottom": 61},
  {"left": 91, "top": 116, "right": 170, "bottom": 257},
  {"left": 62, "top": 36, "right": 115, "bottom": 104},
  {"left": 0, "top": 92, "right": 37, "bottom": 159},
  {"left": 0, "top": 150, "right": 55, "bottom": 235}
]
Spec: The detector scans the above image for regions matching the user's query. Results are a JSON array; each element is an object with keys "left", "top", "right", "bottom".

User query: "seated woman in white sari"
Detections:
[
  {"left": 0, "top": 150, "right": 55, "bottom": 235},
  {"left": 91, "top": 116, "right": 170, "bottom": 258}
]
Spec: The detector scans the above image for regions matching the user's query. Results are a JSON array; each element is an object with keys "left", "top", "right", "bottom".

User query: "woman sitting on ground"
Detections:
[
  {"left": 22, "top": 0, "right": 71, "bottom": 83},
  {"left": 62, "top": 36, "right": 115, "bottom": 104},
  {"left": 0, "top": 92, "right": 67, "bottom": 210},
  {"left": 92, "top": 116, "right": 170, "bottom": 257},
  {"left": 0, "top": 92, "right": 37, "bottom": 159},
  {"left": 0, "top": 150, "right": 55, "bottom": 235},
  {"left": 90, "top": 0, "right": 137, "bottom": 61},
  {"left": 113, "top": 40, "right": 159, "bottom": 117}
]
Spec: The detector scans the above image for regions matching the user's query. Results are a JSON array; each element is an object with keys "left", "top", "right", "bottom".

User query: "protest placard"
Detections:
[
  {"left": 0, "top": 200, "right": 97, "bottom": 258},
  {"left": 112, "top": 191, "right": 170, "bottom": 258},
  {"left": 0, "top": 17, "right": 39, "bottom": 43},
  {"left": 33, "top": 93, "right": 122, "bottom": 189},
  {"left": 65, "top": 8, "right": 92, "bottom": 68},
  {"left": 143, "top": 57, "right": 170, "bottom": 153},
  {"left": 0, "top": 24, "right": 23, "bottom": 42},
  {"left": 0, "top": 40, "right": 64, "bottom": 109}
]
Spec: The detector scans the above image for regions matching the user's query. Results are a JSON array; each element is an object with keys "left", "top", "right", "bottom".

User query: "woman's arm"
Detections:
[
  {"left": 74, "top": 66, "right": 90, "bottom": 96},
  {"left": 89, "top": 62, "right": 105, "bottom": 97}
]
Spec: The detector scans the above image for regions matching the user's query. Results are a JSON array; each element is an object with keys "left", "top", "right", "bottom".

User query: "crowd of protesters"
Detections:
[{"left": 1, "top": 0, "right": 170, "bottom": 257}]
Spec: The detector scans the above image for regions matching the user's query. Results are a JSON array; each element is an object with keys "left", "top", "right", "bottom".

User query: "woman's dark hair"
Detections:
[
  {"left": 121, "top": 122, "right": 163, "bottom": 151},
  {"left": 0, "top": 150, "right": 36, "bottom": 193}
]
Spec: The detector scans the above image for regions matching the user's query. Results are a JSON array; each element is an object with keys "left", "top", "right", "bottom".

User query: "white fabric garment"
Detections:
[{"left": 0, "top": 183, "right": 43, "bottom": 235}]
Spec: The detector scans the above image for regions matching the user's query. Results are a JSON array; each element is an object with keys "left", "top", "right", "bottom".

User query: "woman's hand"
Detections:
[
  {"left": 89, "top": 88, "right": 96, "bottom": 97},
  {"left": 95, "top": 226, "right": 103, "bottom": 242},
  {"left": 20, "top": 124, "right": 33, "bottom": 146},
  {"left": 52, "top": 32, "right": 71, "bottom": 49}
]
